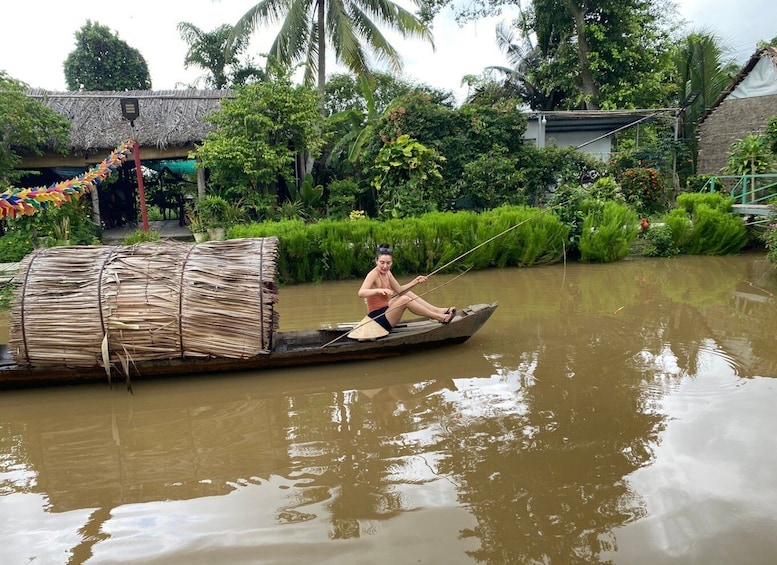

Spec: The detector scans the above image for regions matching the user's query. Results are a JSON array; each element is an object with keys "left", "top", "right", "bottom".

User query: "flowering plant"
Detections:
[{"left": 618, "top": 167, "right": 665, "bottom": 215}]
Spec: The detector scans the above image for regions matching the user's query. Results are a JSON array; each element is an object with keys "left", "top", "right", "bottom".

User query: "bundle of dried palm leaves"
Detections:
[{"left": 9, "top": 237, "right": 279, "bottom": 372}]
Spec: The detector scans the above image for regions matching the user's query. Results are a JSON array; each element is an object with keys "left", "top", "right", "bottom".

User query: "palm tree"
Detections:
[
  {"left": 177, "top": 22, "right": 264, "bottom": 88},
  {"left": 674, "top": 31, "right": 739, "bottom": 172},
  {"left": 227, "top": 0, "right": 433, "bottom": 98},
  {"left": 471, "top": 21, "right": 567, "bottom": 110}
]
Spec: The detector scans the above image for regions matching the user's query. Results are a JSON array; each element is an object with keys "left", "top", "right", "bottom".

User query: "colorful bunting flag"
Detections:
[{"left": 0, "top": 139, "right": 135, "bottom": 220}]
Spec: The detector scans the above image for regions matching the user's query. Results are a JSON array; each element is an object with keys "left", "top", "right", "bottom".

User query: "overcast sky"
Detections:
[{"left": 1, "top": 0, "right": 775, "bottom": 104}]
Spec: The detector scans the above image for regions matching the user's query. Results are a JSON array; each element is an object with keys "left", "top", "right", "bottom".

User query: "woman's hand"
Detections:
[{"left": 413, "top": 275, "right": 427, "bottom": 285}]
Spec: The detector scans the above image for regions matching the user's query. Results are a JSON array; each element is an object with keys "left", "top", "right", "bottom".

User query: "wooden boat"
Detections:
[{"left": 0, "top": 302, "right": 498, "bottom": 389}]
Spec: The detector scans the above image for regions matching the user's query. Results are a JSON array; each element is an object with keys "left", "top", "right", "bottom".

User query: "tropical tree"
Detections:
[
  {"left": 64, "top": 21, "right": 151, "bottom": 91},
  {"left": 364, "top": 89, "right": 526, "bottom": 189},
  {"left": 421, "top": 0, "right": 677, "bottom": 110},
  {"left": 324, "top": 72, "right": 423, "bottom": 175},
  {"left": 470, "top": 20, "right": 568, "bottom": 109},
  {"left": 673, "top": 31, "right": 738, "bottom": 173},
  {"left": 325, "top": 74, "right": 383, "bottom": 175},
  {"left": 724, "top": 134, "right": 774, "bottom": 179},
  {"left": 371, "top": 134, "right": 447, "bottom": 217},
  {"left": 177, "top": 22, "right": 265, "bottom": 88},
  {"left": 0, "top": 72, "right": 71, "bottom": 188},
  {"left": 757, "top": 36, "right": 777, "bottom": 48},
  {"left": 194, "top": 65, "right": 325, "bottom": 209},
  {"left": 324, "top": 71, "right": 415, "bottom": 116},
  {"left": 227, "top": 0, "right": 434, "bottom": 98}
]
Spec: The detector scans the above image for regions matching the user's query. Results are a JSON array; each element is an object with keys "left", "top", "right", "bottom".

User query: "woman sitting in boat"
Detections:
[{"left": 358, "top": 244, "right": 456, "bottom": 332}]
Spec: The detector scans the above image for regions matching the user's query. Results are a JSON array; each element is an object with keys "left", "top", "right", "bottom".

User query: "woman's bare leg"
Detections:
[
  {"left": 385, "top": 295, "right": 451, "bottom": 326},
  {"left": 401, "top": 291, "right": 448, "bottom": 316}
]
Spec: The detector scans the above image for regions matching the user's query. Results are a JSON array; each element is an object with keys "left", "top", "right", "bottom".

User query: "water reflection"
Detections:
[{"left": 1, "top": 253, "right": 777, "bottom": 563}]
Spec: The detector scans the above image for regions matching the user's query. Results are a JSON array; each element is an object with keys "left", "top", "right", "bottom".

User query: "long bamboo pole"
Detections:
[{"left": 325, "top": 202, "right": 567, "bottom": 347}]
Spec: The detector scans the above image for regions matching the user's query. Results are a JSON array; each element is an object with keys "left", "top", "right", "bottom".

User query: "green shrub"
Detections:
[
  {"left": 664, "top": 209, "right": 693, "bottom": 251},
  {"left": 372, "top": 134, "right": 447, "bottom": 219},
  {"left": 588, "top": 176, "right": 625, "bottom": 203},
  {"left": 456, "top": 146, "right": 525, "bottom": 210},
  {"left": 473, "top": 206, "right": 568, "bottom": 268},
  {"left": 0, "top": 229, "right": 34, "bottom": 262},
  {"left": 764, "top": 223, "right": 777, "bottom": 264},
  {"left": 684, "top": 204, "right": 748, "bottom": 255},
  {"left": 326, "top": 179, "right": 362, "bottom": 219},
  {"left": 676, "top": 192, "right": 733, "bottom": 214},
  {"left": 579, "top": 200, "right": 639, "bottom": 262},
  {"left": 123, "top": 229, "right": 161, "bottom": 245},
  {"left": 642, "top": 223, "right": 680, "bottom": 257},
  {"left": 229, "top": 206, "right": 569, "bottom": 284},
  {"left": 196, "top": 195, "right": 230, "bottom": 228},
  {"left": 667, "top": 195, "right": 747, "bottom": 255}
]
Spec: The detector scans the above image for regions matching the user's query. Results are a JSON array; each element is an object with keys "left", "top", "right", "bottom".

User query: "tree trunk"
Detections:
[
  {"left": 568, "top": 1, "right": 599, "bottom": 110},
  {"left": 317, "top": 0, "right": 326, "bottom": 106},
  {"left": 307, "top": 0, "right": 325, "bottom": 175}
]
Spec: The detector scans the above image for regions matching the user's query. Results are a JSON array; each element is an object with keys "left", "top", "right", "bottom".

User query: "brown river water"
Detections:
[{"left": 1, "top": 253, "right": 777, "bottom": 564}]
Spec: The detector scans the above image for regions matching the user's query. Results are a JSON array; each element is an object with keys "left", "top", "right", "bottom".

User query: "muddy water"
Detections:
[{"left": 1, "top": 253, "right": 777, "bottom": 564}]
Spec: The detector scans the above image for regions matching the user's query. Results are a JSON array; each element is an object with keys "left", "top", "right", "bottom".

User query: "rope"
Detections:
[
  {"left": 259, "top": 238, "right": 265, "bottom": 352},
  {"left": 18, "top": 249, "right": 43, "bottom": 365},
  {"left": 177, "top": 244, "right": 197, "bottom": 359}
]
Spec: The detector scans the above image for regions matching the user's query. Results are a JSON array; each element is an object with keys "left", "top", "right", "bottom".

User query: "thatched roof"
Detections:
[
  {"left": 25, "top": 88, "right": 234, "bottom": 159},
  {"left": 696, "top": 47, "right": 777, "bottom": 174},
  {"left": 700, "top": 47, "right": 777, "bottom": 122}
]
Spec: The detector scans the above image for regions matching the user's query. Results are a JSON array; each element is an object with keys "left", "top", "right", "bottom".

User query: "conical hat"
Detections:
[{"left": 347, "top": 316, "right": 389, "bottom": 340}]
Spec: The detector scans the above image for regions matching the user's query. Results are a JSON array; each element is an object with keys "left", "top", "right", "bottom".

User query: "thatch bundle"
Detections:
[{"left": 9, "top": 238, "right": 279, "bottom": 372}]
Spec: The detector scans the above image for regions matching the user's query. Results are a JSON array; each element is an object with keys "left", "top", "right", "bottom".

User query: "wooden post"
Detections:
[
  {"left": 197, "top": 167, "right": 206, "bottom": 200},
  {"left": 133, "top": 140, "right": 149, "bottom": 232},
  {"left": 90, "top": 182, "right": 101, "bottom": 228}
]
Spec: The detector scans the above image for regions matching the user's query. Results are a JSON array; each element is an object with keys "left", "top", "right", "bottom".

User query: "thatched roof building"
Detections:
[
  {"left": 697, "top": 47, "right": 777, "bottom": 175},
  {"left": 22, "top": 89, "right": 233, "bottom": 168}
]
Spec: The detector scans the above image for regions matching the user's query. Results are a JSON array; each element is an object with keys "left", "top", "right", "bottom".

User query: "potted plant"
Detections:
[
  {"left": 196, "top": 196, "right": 229, "bottom": 241},
  {"left": 186, "top": 210, "right": 208, "bottom": 243}
]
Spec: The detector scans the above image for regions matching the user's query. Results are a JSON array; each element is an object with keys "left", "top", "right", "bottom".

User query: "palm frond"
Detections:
[
  {"left": 270, "top": 0, "right": 313, "bottom": 67},
  {"left": 229, "top": 0, "right": 298, "bottom": 57},
  {"left": 328, "top": 0, "right": 370, "bottom": 75},
  {"left": 302, "top": 19, "right": 319, "bottom": 86}
]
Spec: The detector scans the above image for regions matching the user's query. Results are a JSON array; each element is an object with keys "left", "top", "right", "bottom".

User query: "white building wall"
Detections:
[{"left": 524, "top": 121, "right": 612, "bottom": 161}]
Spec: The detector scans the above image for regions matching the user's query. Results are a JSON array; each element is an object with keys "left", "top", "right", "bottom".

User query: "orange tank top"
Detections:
[{"left": 365, "top": 274, "right": 391, "bottom": 312}]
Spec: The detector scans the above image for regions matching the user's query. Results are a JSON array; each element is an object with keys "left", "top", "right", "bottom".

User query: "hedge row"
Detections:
[{"left": 228, "top": 206, "right": 570, "bottom": 284}]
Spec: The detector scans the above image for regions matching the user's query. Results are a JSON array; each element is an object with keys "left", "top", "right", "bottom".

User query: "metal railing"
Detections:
[{"left": 700, "top": 174, "right": 777, "bottom": 205}]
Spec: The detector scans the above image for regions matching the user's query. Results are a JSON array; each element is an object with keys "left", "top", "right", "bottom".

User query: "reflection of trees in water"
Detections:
[
  {"left": 430, "top": 256, "right": 777, "bottom": 564},
  {"left": 0, "top": 394, "right": 293, "bottom": 563},
  {"left": 432, "top": 292, "right": 680, "bottom": 563},
  {"left": 711, "top": 259, "right": 777, "bottom": 377},
  {"left": 651, "top": 254, "right": 777, "bottom": 378},
  {"left": 434, "top": 337, "right": 664, "bottom": 564},
  {"left": 281, "top": 383, "right": 454, "bottom": 539}
]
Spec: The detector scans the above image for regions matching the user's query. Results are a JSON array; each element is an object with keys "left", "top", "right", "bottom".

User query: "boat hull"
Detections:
[{"left": 0, "top": 303, "right": 497, "bottom": 389}]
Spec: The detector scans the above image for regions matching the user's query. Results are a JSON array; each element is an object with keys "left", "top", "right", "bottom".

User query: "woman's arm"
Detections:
[
  {"left": 358, "top": 270, "right": 390, "bottom": 298},
  {"left": 397, "top": 274, "right": 427, "bottom": 293}
]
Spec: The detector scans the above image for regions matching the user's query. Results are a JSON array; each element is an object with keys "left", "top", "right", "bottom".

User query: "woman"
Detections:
[{"left": 358, "top": 244, "right": 455, "bottom": 332}]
